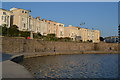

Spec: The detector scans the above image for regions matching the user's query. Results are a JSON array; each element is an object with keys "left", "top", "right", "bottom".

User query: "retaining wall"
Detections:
[{"left": 2, "top": 37, "right": 119, "bottom": 54}]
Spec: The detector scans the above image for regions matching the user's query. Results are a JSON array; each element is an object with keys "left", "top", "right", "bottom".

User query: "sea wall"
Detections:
[{"left": 2, "top": 37, "right": 119, "bottom": 54}]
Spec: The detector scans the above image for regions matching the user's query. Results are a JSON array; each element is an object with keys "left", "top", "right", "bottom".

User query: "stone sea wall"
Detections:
[{"left": 2, "top": 37, "right": 119, "bottom": 54}]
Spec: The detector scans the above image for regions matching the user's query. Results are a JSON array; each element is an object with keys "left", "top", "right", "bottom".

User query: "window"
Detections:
[
  {"left": 22, "top": 11, "right": 24, "bottom": 13},
  {"left": 4, "top": 16, "right": 6, "bottom": 22},
  {"left": 2, "top": 16, "right": 4, "bottom": 20},
  {"left": 10, "top": 15, "right": 14, "bottom": 21},
  {"left": 72, "top": 33, "right": 74, "bottom": 36},
  {"left": 25, "top": 11, "right": 27, "bottom": 13},
  {"left": 3, "top": 12, "right": 6, "bottom": 15},
  {"left": 60, "top": 31, "right": 63, "bottom": 36},
  {"left": 23, "top": 23, "right": 26, "bottom": 28},
  {"left": 59, "top": 24, "right": 63, "bottom": 27},
  {"left": 7, "top": 16, "right": 9, "bottom": 23}
]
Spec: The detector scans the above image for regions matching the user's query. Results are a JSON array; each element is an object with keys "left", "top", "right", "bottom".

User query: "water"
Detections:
[
  {"left": 20, "top": 54, "right": 119, "bottom": 78},
  {"left": 0, "top": 53, "right": 12, "bottom": 62}
]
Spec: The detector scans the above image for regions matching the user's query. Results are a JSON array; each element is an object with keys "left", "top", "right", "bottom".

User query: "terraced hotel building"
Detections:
[{"left": 0, "top": 8, "right": 100, "bottom": 43}]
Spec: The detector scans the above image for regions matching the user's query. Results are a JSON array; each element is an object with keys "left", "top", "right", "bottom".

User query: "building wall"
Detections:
[
  {"left": 64, "top": 27, "right": 69, "bottom": 38},
  {"left": 10, "top": 8, "right": 30, "bottom": 31},
  {"left": 79, "top": 28, "right": 100, "bottom": 43},
  {"left": 87, "top": 29, "right": 93, "bottom": 41},
  {"left": 39, "top": 20, "right": 44, "bottom": 35},
  {"left": 35, "top": 18, "right": 40, "bottom": 33},
  {"left": 40, "top": 19, "right": 48, "bottom": 35},
  {"left": 64, "top": 26, "right": 100, "bottom": 43},
  {"left": 64, "top": 25, "right": 80, "bottom": 40},
  {"left": 29, "top": 17, "right": 37, "bottom": 33},
  {"left": 79, "top": 28, "right": 88, "bottom": 42},
  {"left": 46, "top": 20, "right": 57, "bottom": 35},
  {"left": 29, "top": 16, "right": 34, "bottom": 32},
  {"left": 0, "top": 9, "right": 12, "bottom": 28},
  {"left": 56, "top": 23, "right": 64, "bottom": 38},
  {"left": 93, "top": 30, "right": 100, "bottom": 43}
]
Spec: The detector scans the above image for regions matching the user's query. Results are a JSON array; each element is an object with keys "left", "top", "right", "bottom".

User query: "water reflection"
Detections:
[{"left": 20, "top": 54, "right": 118, "bottom": 78}]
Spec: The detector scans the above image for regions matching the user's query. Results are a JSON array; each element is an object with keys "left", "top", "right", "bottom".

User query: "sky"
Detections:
[{"left": 2, "top": 2, "right": 119, "bottom": 37}]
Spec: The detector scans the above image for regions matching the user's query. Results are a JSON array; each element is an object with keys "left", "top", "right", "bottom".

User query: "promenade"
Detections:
[
  {"left": 2, "top": 60, "right": 33, "bottom": 78},
  {"left": 1, "top": 53, "right": 33, "bottom": 79}
]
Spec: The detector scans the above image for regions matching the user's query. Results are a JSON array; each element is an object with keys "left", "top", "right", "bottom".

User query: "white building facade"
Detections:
[{"left": 0, "top": 9, "right": 12, "bottom": 28}]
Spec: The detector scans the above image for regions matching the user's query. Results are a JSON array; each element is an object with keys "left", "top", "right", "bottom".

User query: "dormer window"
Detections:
[
  {"left": 59, "top": 24, "right": 63, "bottom": 26},
  {"left": 3, "top": 12, "right": 6, "bottom": 15},
  {"left": 22, "top": 11, "right": 24, "bottom": 13},
  {"left": 22, "top": 10, "right": 28, "bottom": 13}
]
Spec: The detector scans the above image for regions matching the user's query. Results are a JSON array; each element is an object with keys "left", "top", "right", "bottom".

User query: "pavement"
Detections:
[
  {"left": 0, "top": 53, "right": 34, "bottom": 79},
  {"left": 2, "top": 60, "right": 33, "bottom": 78}
]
